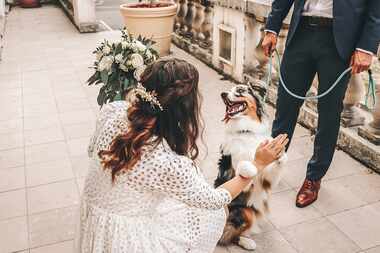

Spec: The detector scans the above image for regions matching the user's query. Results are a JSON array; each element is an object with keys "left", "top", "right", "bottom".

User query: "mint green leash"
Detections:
[{"left": 265, "top": 49, "right": 377, "bottom": 109}]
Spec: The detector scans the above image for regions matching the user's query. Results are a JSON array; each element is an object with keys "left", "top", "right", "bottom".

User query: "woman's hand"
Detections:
[{"left": 254, "top": 134, "right": 288, "bottom": 170}]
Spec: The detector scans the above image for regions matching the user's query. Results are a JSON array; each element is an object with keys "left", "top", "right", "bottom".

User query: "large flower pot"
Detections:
[
  {"left": 20, "top": 0, "right": 41, "bottom": 8},
  {"left": 120, "top": 2, "right": 177, "bottom": 57}
]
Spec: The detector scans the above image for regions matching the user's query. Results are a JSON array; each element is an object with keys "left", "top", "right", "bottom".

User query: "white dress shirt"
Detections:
[
  {"left": 303, "top": 0, "right": 333, "bottom": 18},
  {"left": 265, "top": 0, "right": 373, "bottom": 55}
]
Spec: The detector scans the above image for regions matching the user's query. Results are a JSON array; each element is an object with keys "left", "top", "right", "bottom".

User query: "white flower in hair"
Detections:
[
  {"left": 133, "top": 83, "right": 163, "bottom": 111},
  {"left": 134, "top": 65, "right": 146, "bottom": 81},
  {"left": 130, "top": 53, "right": 144, "bottom": 68}
]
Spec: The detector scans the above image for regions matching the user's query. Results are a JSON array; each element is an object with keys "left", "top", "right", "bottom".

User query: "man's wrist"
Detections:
[
  {"left": 264, "top": 29, "right": 278, "bottom": 36},
  {"left": 356, "top": 48, "right": 374, "bottom": 56}
]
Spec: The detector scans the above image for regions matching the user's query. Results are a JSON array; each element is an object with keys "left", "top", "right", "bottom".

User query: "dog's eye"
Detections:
[{"left": 236, "top": 87, "right": 246, "bottom": 93}]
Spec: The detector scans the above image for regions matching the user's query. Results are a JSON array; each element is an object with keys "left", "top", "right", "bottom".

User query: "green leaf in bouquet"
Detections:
[
  {"left": 97, "top": 86, "right": 107, "bottom": 106},
  {"left": 114, "top": 93, "right": 123, "bottom": 101},
  {"left": 87, "top": 72, "right": 99, "bottom": 85},
  {"left": 100, "top": 71, "right": 109, "bottom": 84},
  {"left": 123, "top": 78, "right": 130, "bottom": 90}
]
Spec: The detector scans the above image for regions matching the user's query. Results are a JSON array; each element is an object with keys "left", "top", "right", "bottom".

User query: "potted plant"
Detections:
[
  {"left": 120, "top": 0, "right": 177, "bottom": 57},
  {"left": 20, "top": 0, "right": 41, "bottom": 8},
  {"left": 87, "top": 29, "right": 159, "bottom": 106}
]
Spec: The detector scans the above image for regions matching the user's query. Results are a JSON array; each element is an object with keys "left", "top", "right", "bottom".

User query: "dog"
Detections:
[{"left": 214, "top": 83, "right": 287, "bottom": 250}]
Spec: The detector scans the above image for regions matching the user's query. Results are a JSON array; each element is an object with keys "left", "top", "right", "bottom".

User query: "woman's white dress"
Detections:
[{"left": 76, "top": 101, "right": 232, "bottom": 253}]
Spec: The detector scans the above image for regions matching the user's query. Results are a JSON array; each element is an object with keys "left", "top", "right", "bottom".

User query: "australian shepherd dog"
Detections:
[{"left": 214, "top": 83, "right": 287, "bottom": 250}]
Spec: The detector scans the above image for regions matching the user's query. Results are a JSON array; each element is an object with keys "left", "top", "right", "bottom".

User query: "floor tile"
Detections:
[
  {"left": 0, "top": 189, "right": 27, "bottom": 220},
  {"left": 63, "top": 122, "right": 94, "bottom": 140},
  {"left": 70, "top": 155, "right": 89, "bottom": 178},
  {"left": 25, "top": 141, "right": 69, "bottom": 165},
  {"left": 29, "top": 206, "right": 78, "bottom": 248},
  {"left": 24, "top": 114, "right": 61, "bottom": 131},
  {"left": 313, "top": 177, "right": 367, "bottom": 215},
  {"left": 28, "top": 180, "right": 79, "bottom": 214},
  {"left": 23, "top": 102, "right": 58, "bottom": 117},
  {"left": 30, "top": 240, "right": 74, "bottom": 253},
  {"left": 0, "top": 166, "right": 25, "bottom": 192},
  {"left": 325, "top": 151, "right": 368, "bottom": 180},
  {"left": 24, "top": 126, "right": 65, "bottom": 146},
  {"left": 26, "top": 158, "right": 74, "bottom": 187},
  {"left": 268, "top": 190, "right": 322, "bottom": 229},
  {"left": 56, "top": 98, "right": 91, "bottom": 113},
  {"left": 332, "top": 173, "right": 380, "bottom": 203},
  {"left": 280, "top": 217, "right": 360, "bottom": 253},
  {"left": 364, "top": 246, "right": 380, "bottom": 253},
  {"left": 67, "top": 137, "right": 90, "bottom": 157},
  {"left": 281, "top": 158, "right": 308, "bottom": 188},
  {"left": 0, "top": 132, "right": 24, "bottom": 150},
  {"left": 0, "top": 119, "right": 23, "bottom": 134},
  {"left": 0, "top": 216, "right": 29, "bottom": 252},
  {"left": 328, "top": 202, "right": 380, "bottom": 250},
  {"left": 0, "top": 148, "right": 25, "bottom": 169},
  {"left": 228, "top": 230, "right": 297, "bottom": 253},
  {"left": 59, "top": 109, "right": 95, "bottom": 126}
]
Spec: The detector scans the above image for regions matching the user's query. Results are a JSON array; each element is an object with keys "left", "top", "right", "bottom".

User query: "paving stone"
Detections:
[
  {"left": 30, "top": 240, "right": 74, "bottom": 253},
  {"left": 27, "top": 180, "right": 79, "bottom": 214},
  {"left": 25, "top": 141, "right": 69, "bottom": 165},
  {"left": 29, "top": 206, "right": 78, "bottom": 248},
  {"left": 0, "top": 148, "right": 25, "bottom": 169},
  {"left": 0, "top": 166, "right": 25, "bottom": 192},
  {"left": 268, "top": 190, "right": 322, "bottom": 229},
  {"left": 280, "top": 217, "right": 360, "bottom": 253},
  {"left": 0, "top": 216, "right": 29, "bottom": 252},
  {"left": 328, "top": 202, "right": 380, "bottom": 250},
  {"left": 0, "top": 189, "right": 27, "bottom": 220},
  {"left": 26, "top": 158, "right": 74, "bottom": 187}
]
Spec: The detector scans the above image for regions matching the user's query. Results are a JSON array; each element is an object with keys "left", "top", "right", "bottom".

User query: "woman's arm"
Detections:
[{"left": 142, "top": 134, "right": 288, "bottom": 210}]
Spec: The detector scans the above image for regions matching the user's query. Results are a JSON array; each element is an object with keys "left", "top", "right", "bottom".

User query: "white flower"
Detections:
[
  {"left": 98, "top": 56, "right": 114, "bottom": 71},
  {"left": 121, "top": 41, "right": 129, "bottom": 50},
  {"left": 135, "top": 40, "right": 147, "bottom": 51},
  {"left": 120, "top": 64, "right": 128, "bottom": 72},
  {"left": 134, "top": 65, "right": 146, "bottom": 81},
  {"left": 145, "top": 50, "right": 153, "bottom": 59},
  {"left": 115, "top": 54, "right": 123, "bottom": 64},
  {"left": 95, "top": 51, "right": 103, "bottom": 61},
  {"left": 130, "top": 53, "right": 144, "bottom": 68},
  {"left": 102, "top": 45, "right": 111, "bottom": 55}
]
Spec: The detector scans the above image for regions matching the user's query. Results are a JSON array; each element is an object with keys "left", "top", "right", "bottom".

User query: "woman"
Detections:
[{"left": 76, "top": 59, "right": 288, "bottom": 253}]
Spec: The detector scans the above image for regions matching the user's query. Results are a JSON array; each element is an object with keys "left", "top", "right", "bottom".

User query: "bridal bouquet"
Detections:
[{"left": 87, "top": 29, "right": 159, "bottom": 106}]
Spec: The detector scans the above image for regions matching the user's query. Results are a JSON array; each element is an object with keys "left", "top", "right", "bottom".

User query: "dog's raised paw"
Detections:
[
  {"left": 238, "top": 236, "right": 257, "bottom": 250},
  {"left": 237, "top": 161, "right": 258, "bottom": 178}
]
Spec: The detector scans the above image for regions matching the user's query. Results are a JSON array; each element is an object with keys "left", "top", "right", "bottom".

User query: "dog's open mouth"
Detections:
[{"left": 222, "top": 95, "right": 247, "bottom": 122}]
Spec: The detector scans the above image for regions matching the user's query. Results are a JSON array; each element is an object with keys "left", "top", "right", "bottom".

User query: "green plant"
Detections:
[{"left": 87, "top": 29, "right": 159, "bottom": 106}]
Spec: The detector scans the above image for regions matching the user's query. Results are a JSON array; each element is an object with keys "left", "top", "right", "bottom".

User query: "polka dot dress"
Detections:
[{"left": 75, "top": 101, "right": 231, "bottom": 253}]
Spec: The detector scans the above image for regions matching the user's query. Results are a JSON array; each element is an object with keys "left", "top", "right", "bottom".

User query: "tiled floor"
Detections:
[{"left": 0, "top": 5, "right": 379, "bottom": 253}]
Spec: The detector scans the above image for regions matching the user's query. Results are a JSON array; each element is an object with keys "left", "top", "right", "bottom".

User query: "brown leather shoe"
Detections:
[{"left": 296, "top": 179, "right": 321, "bottom": 208}]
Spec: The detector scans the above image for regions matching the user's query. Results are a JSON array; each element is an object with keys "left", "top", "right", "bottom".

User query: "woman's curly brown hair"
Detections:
[{"left": 99, "top": 59, "right": 203, "bottom": 181}]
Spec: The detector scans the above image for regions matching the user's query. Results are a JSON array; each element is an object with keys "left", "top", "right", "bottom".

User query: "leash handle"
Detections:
[{"left": 266, "top": 49, "right": 377, "bottom": 109}]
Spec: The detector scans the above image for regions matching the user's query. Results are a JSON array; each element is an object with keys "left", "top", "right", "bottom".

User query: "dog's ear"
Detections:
[{"left": 248, "top": 81, "right": 267, "bottom": 99}]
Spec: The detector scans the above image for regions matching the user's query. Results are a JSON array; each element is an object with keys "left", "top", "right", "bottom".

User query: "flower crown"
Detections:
[{"left": 132, "top": 83, "right": 163, "bottom": 111}]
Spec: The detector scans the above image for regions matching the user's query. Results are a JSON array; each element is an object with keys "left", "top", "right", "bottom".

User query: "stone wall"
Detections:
[{"left": 58, "top": 0, "right": 97, "bottom": 32}]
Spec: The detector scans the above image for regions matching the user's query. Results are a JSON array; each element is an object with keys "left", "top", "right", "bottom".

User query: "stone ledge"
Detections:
[{"left": 172, "top": 33, "right": 213, "bottom": 67}]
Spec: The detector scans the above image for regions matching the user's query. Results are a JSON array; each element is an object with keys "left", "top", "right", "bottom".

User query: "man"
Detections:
[{"left": 262, "top": 0, "right": 380, "bottom": 208}]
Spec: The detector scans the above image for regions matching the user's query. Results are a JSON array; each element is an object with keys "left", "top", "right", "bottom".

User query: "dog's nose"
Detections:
[{"left": 221, "top": 92, "right": 228, "bottom": 99}]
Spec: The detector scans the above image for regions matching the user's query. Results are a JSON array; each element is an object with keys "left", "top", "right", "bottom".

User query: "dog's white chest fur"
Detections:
[{"left": 221, "top": 116, "right": 287, "bottom": 208}]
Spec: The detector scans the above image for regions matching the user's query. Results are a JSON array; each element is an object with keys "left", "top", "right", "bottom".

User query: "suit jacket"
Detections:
[{"left": 265, "top": 0, "right": 380, "bottom": 60}]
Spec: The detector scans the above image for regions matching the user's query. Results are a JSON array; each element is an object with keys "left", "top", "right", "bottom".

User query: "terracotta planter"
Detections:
[
  {"left": 20, "top": 0, "right": 41, "bottom": 8},
  {"left": 120, "top": 2, "right": 177, "bottom": 57}
]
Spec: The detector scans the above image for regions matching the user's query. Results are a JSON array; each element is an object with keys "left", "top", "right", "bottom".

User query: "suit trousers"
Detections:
[{"left": 271, "top": 22, "right": 351, "bottom": 181}]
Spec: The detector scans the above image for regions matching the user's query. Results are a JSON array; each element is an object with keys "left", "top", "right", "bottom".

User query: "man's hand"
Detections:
[
  {"left": 350, "top": 50, "right": 373, "bottom": 74},
  {"left": 262, "top": 32, "right": 278, "bottom": 57}
]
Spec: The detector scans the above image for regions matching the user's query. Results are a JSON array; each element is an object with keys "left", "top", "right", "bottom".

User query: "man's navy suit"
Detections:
[{"left": 266, "top": 0, "right": 380, "bottom": 180}]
